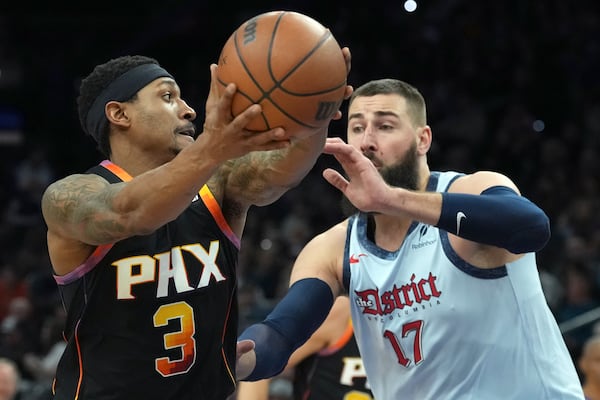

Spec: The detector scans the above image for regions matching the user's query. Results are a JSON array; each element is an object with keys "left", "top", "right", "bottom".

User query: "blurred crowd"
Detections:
[{"left": 1, "top": 1, "right": 600, "bottom": 399}]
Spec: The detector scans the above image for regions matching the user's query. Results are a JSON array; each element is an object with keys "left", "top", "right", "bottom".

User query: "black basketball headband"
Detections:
[{"left": 85, "top": 63, "right": 174, "bottom": 143}]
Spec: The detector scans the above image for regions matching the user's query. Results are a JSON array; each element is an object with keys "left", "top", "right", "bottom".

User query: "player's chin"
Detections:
[{"left": 171, "top": 135, "right": 194, "bottom": 154}]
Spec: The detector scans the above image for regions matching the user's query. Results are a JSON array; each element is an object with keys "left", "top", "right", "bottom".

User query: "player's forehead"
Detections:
[
  {"left": 348, "top": 94, "right": 408, "bottom": 119},
  {"left": 139, "top": 77, "right": 179, "bottom": 96}
]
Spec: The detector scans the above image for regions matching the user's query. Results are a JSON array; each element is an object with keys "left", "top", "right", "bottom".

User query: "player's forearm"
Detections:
[
  {"left": 110, "top": 140, "right": 222, "bottom": 234},
  {"left": 234, "top": 128, "right": 327, "bottom": 206},
  {"left": 266, "top": 127, "right": 327, "bottom": 185},
  {"left": 382, "top": 187, "right": 443, "bottom": 225},
  {"left": 236, "top": 380, "right": 271, "bottom": 400},
  {"left": 238, "top": 278, "right": 333, "bottom": 381}
]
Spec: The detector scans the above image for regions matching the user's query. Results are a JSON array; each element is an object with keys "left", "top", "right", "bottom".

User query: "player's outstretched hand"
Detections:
[
  {"left": 235, "top": 339, "right": 256, "bottom": 381},
  {"left": 322, "top": 137, "right": 390, "bottom": 213}
]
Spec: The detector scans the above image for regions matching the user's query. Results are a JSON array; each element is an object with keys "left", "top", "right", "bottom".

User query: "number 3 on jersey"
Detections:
[
  {"left": 153, "top": 301, "right": 196, "bottom": 376},
  {"left": 383, "top": 320, "right": 424, "bottom": 367}
]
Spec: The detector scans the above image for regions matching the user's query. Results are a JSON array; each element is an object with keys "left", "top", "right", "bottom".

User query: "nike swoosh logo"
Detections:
[
  {"left": 456, "top": 211, "right": 466, "bottom": 236},
  {"left": 349, "top": 253, "right": 367, "bottom": 264}
]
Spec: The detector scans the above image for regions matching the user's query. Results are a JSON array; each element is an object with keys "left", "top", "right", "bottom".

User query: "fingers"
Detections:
[
  {"left": 236, "top": 339, "right": 256, "bottom": 357},
  {"left": 344, "top": 84, "right": 354, "bottom": 100},
  {"left": 215, "top": 83, "right": 238, "bottom": 119},
  {"left": 201, "top": 62, "right": 295, "bottom": 158},
  {"left": 230, "top": 103, "right": 262, "bottom": 130},
  {"left": 205, "top": 64, "right": 219, "bottom": 111},
  {"left": 209, "top": 63, "right": 218, "bottom": 89},
  {"left": 236, "top": 340, "right": 257, "bottom": 380},
  {"left": 231, "top": 106, "right": 292, "bottom": 149},
  {"left": 242, "top": 129, "right": 292, "bottom": 152},
  {"left": 323, "top": 137, "right": 353, "bottom": 156},
  {"left": 207, "top": 64, "right": 235, "bottom": 113},
  {"left": 341, "top": 48, "right": 353, "bottom": 98},
  {"left": 322, "top": 168, "right": 348, "bottom": 192},
  {"left": 341, "top": 47, "right": 352, "bottom": 73}
]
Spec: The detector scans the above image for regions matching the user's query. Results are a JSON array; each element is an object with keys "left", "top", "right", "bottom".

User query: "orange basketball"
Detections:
[{"left": 216, "top": 10, "right": 347, "bottom": 138}]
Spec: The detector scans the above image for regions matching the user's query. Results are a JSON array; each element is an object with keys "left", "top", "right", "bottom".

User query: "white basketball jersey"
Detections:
[{"left": 344, "top": 171, "right": 583, "bottom": 400}]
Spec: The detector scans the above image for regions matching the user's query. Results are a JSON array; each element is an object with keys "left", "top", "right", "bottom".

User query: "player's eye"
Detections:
[{"left": 351, "top": 125, "right": 365, "bottom": 134}]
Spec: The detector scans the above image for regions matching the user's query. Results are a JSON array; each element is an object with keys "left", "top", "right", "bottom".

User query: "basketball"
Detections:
[{"left": 216, "top": 10, "right": 347, "bottom": 138}]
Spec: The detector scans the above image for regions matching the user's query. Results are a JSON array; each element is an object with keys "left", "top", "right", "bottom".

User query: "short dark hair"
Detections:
[
  {"left": 349, "top": 79, "right": 427, "bottom": 127},
  {"left": 77, "top": 55, "right": 160, "bottom": 157}
]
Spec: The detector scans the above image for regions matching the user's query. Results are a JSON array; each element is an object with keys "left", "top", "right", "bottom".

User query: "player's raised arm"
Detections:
[{"left": 43, "top": 65, "right": 294, "bottom": 248}]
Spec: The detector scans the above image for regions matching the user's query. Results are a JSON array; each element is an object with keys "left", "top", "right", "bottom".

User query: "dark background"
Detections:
[
  {"left": 2, "top": 1, "right": 597, "bottom": 178},
  {"left": 1, "top": 1, "right": 599, "bottom": 397}
]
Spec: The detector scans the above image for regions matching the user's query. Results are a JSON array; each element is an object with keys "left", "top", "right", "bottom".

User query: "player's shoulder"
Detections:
[
  {"left": 300, "top": 219, "right": 349, "bottom": 257},
  {"left": 449, "top": 170, "right": 519, "bottom": 194},
  {"left": 316, "top": 219, "right": 350, "bottom": 243},
  {"left": 42, "top": 173, "right": 109, "bottom": 204}
]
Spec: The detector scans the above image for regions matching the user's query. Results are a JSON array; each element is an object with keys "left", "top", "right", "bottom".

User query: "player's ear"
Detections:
[
  {"left": 106, "top": 101, "right": 131, "bottom": 128},
  {"left": 416, "top": 125, "right": 432, "bottom": 155}
]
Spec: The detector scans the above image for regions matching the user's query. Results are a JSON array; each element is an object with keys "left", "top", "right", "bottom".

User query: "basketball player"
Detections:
[
  {"left": 580, "top": 335, "right": 600, "bottom": 400},
  {"left": 236, "top": 297, "right": 373, "bottom": 400},
  {"left": 41, "top": 52, "right": 351, "bottom": 400},
  {"left": 236, "top": 79, "right": 585, "bottom": 399}
]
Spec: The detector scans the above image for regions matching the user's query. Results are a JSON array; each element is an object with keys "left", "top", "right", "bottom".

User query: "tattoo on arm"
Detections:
[
  {"left": 42, "top": 174, "right": 128, "bottom": 244},
  {"left": 228, "top": 150, "right": 290, "bottom": 202}
]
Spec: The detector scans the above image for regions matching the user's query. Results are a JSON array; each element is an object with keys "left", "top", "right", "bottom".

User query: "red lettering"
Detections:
[{"left": 355, "top": 272, "right": 442, "bottom": 316}]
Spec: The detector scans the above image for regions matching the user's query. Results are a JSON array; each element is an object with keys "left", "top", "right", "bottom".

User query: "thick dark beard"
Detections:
[{"left": 340, "top": 142, "right": 420, "bottom": 217}]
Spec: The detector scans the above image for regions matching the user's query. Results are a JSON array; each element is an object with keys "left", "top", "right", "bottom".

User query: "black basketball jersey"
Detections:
[
  {"left": 52, "top": 160, "right": 240, "bottom": 400},
  {"left": 293, "top": 321, "right": 373, "bottom": 400}
]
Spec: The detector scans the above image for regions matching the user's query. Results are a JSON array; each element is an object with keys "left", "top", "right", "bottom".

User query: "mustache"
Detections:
[{"left": 362, "top": 151, "right": 382, "bottom": 168}]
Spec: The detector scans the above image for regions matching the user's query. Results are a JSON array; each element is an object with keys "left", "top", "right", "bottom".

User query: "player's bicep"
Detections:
[
  {"left": 449, "top": 170, "right": 520, "bottom": 195},
  {"left": 288, "top": 223, "right": 346, "bottom": 296},
  {"left": 41, "top": 174, "right": 128, "bottom": 245}
]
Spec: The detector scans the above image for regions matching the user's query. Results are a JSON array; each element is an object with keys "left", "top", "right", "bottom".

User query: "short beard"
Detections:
[{"left": 340, "top": 142, "right": 420, "bottom": 217}]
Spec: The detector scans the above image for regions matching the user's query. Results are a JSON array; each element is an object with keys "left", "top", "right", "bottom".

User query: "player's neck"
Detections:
[
  {"left": 583, "top": 382, "right": 600, "bottom": 400},
  {"left": 370, "top": 214, "right": 412, "bottom": 252},
  {"left": 417, "top": 163, "right": 431, "bottom": 192},
  {"left": 110, "top": 150, "right": 172, "bottom": 178}
]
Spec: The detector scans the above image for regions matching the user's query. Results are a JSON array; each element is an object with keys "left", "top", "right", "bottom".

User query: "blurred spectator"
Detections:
[
  {"left": 539, "top": 266, "right": 565, "bottom": 312},
  {"left": 0, "top": 148, "right": 53, "bottom": 253},
  {"left": 13, "top": 148, "right": 54, "bottom": 193},
  {"left": 557, "top": 261, "right": 600, "bottom": 361},
  {"left": 268, "top": 378, "right": 293, "bottom": 400},
  {"left": 579, "top": 335, "right": 600, "bottom": 400},
  {"left": 22, "top": 307, "right": 66, "bottom": 399},
  {"left": 238, "top": 283, "right": 273, "bottom": 333},
  {"left": 0, "top": 297, "right": 39, "bottom": 379},
  {"left": 0, "top": 358, "right": 19, "bottom": 400},
  {"left": 0, "top": 265, "right": 28, "bottom": 322}
]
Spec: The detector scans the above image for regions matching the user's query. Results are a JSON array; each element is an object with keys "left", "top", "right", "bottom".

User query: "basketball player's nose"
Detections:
[
  {"left": 181, "top": 100, "right": 197, "bottom": 121},
  {"left": 360, "top": 126, "right": 377, "bottom": 153}
]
